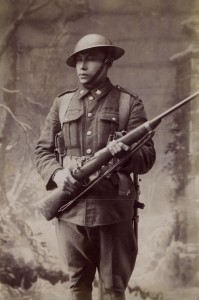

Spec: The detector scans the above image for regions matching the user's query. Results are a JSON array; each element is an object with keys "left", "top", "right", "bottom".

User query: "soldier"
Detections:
[{"left": 35, "top": 34, "right": 156, "bottom": 300}]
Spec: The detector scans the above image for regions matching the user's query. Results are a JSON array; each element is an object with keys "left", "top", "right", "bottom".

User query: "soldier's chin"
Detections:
[{"left": 79, "top": 77, "right": 89, "bottom": 84}]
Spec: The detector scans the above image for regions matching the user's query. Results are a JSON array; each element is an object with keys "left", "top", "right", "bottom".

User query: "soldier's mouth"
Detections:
[{"left": 79, "top": 74, "right": 88, "bottom": 78}]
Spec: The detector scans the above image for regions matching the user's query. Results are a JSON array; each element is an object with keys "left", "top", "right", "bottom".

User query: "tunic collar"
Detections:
[{"left": 77, "top": 78, "right": 113, "bottom": 101}]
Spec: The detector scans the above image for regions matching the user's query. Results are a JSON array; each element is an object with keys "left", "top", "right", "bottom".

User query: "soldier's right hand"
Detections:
[{"left": 53, "top": 168, "right": 79, "bottom": 195}]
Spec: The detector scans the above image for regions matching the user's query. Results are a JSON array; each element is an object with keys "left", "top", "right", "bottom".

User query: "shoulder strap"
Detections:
[
  {"left": 117, "top": 91, "right": 132, "bottom": 195},
  {"left": 119, "top": 91, "right": 131, "bottom": 131},
  {"left": 59, "top": 92, "right": 75, "bottom": 128},
  {"left": 118, "top": 90, "right": 141, "bottom": 207}
]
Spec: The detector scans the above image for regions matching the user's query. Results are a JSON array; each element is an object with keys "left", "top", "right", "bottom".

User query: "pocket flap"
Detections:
[
  {"left": 63, "top": 111, "right": 83, "bottom": 123},
  {"left": 99, "top": 113, "right": 119, "bottom": 124}
]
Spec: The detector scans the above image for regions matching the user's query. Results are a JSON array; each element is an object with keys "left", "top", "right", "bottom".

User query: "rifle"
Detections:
[{"left": 38, "top": 91, "right": 199, "bottom": 221}]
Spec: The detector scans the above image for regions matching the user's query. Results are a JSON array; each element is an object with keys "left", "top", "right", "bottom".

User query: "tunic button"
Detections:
[
  {"left": 87, "top": 130, "right": 92, "bottom": 136},
  {"left": 88, "top": 96, "right": 94, "bottom": 100},
  {"left": 112, "top": 117, "right": 116, "bottom": 121},
  {"left": 88, "top": 112, "right": 93, "bottom": 117},
  {"left": 86, "top": 149, "right": 92, "bottom": 154}
]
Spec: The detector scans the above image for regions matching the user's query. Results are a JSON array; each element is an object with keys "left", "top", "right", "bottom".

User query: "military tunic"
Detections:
[{"left": 35, "top": 78, "right": 155, "bottom": 227}]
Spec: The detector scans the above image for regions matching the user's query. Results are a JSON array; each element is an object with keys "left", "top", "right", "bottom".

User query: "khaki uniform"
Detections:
[{"left": 35, "top": 78, "right": 156, "bottom": 299}]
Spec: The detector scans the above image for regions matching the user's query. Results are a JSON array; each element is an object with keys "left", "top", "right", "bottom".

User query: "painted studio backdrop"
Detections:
[{"left": 0, "top": 1, "right": 199, "bottom": 299}]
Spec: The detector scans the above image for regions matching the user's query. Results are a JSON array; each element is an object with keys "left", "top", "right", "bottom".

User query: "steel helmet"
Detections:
[{"left": 66, "top": 34, "right": 125, "bottom": 67}]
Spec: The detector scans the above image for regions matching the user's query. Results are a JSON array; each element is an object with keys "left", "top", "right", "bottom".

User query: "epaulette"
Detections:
[
  {"left": 57, "top": 87, "right": 78, "bottom": 98},
  {"left": 116, "top": 85, "right": 142, "bottom": 101}
]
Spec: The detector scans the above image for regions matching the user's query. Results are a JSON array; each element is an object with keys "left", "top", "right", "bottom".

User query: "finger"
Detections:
[
  {"left": 69, "top": 175, "right": 77, "bottom": 184},
  {"left": 64, "top": 179, "right": 75, "bottom": 189},
  {"left": 108, "top": 140, "right": 117, "bottom": 147},
  {"left": 62, "top": 187, "right": 73, "bottom": 195},
  {"left": 64, "top": 178, "right": 80, "bottom": 192},
  {"left": 108, "top": 140, "right": 119, "bottom": 151},
  {"left": 63, "top": 169, "right": 79, "bottom": 185},
  {"left": 116, "top": 142, "right": 123, "bottom": 151},
  {"left": 63, "top": 183, "right": 75, "bottom": 193},
  {"left": 112, "top": 143, "right": 122, "bottom": 153},
  {"left": 65, "top": 177, "right": 80, "bottom": 189},
  {"left": 119, "top": 142, "right": 130, "bottom": 151},
  {"left": 108, "top": 146, "right": 116, "bottom": 156}
]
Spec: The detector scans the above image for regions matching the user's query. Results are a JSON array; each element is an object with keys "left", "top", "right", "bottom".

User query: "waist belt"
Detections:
[
  {"left": 63, "top": 156, "right": 130, "bottom": 195},
  {"left": 63, "top": 155, "right": 91, "bottom": 169}
]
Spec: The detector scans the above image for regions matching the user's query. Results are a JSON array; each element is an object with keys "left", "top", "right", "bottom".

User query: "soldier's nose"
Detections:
[{"left": 79, "top": 59, "right": 87, "bottom": 70}]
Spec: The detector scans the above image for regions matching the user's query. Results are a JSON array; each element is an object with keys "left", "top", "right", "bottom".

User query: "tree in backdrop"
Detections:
[{"left": 0, "top": 1, "right": 89, "bottom": 298}]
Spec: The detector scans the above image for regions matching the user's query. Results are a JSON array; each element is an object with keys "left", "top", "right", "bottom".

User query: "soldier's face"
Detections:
[{"left": 76, "top": 49, "right": 107, "bottom": 84}]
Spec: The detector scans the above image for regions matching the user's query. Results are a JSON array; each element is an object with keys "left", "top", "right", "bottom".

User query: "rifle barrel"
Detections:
[
  {"left": 116, "top": 91, "right": 199, "bottom": 152},
  {"left": 149, "top": 91, "right": 199, "bottom": 128}
]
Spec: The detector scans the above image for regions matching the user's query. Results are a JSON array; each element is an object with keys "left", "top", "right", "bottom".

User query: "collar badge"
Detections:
[{"left": 96, "top": 89, "right": 102, "bottom": 95}]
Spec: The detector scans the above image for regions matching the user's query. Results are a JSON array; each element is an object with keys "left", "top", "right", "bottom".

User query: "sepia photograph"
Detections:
[{"left": 0, "top": 1, "right": 199, "bottom": 299}]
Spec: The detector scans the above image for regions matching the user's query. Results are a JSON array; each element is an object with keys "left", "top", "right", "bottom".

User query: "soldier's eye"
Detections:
[
  {"left": 87, "top": 56, "right": 95, "bottom": 61},
  {"left": 76, "top": 56, "right": 82, "bottom": 61}
]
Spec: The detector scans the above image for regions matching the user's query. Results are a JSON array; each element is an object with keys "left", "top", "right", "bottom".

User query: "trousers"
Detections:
[{"left": 56, "top": 219, "right": 137, "bottom": 300}]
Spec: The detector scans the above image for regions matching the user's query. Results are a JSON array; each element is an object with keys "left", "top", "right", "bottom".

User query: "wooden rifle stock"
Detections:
[{"left": 38, "top": 91, "right": 199, "bottom": 221}]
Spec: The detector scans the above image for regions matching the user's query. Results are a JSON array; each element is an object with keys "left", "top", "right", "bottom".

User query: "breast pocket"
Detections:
[
  {"left": 62, "top": 111, "right": 83, "bottom": 148},
  {"left": 98, "top": 112, "right": 119, "bottom": 147}
]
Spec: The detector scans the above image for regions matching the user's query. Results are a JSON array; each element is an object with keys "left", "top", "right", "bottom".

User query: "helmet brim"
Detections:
[{"left": 66, "top": 45, "right": 125, "bottom": 67}]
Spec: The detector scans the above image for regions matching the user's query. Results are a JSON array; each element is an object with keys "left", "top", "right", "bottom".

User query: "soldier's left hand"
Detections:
[{"left": 107, "top": 140, "right": 130, "bottom": 156}]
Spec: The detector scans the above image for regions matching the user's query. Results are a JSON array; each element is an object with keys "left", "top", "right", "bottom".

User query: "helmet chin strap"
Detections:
[{"left": 83, "top": 59, "right": 109, "bottom": 89}]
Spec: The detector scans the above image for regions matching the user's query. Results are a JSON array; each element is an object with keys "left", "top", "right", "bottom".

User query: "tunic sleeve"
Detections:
[
  {"left": 121, "top": 96, "right": 156, "bottom": 174},
  {"left": 35, "top": 98, "right": 62, "bottom": 190}
]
